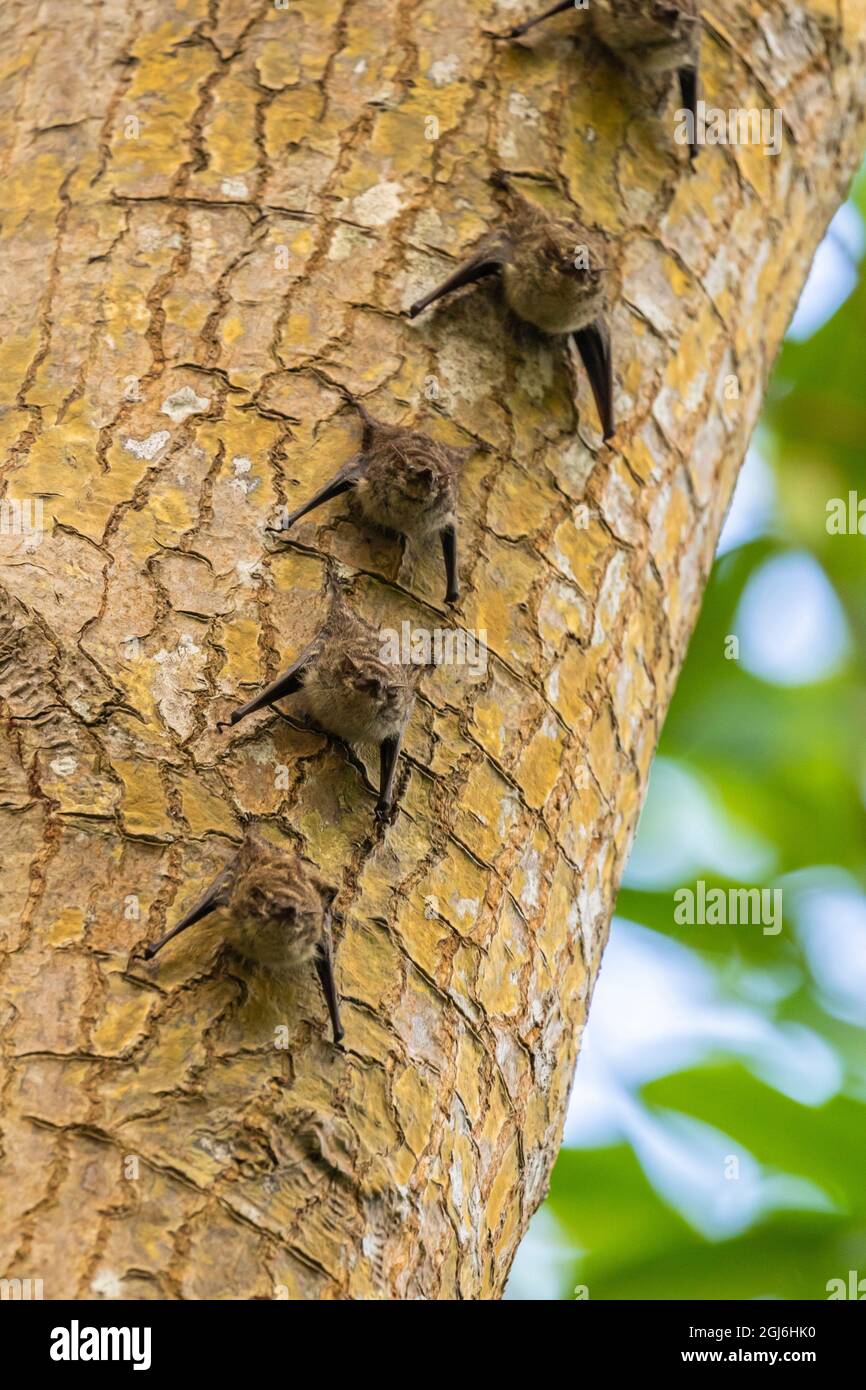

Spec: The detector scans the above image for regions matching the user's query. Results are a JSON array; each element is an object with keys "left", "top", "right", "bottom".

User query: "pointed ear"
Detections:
[
  {"left": 335, "top": 652, "right": 358, "bottom": 681},
  {"left": 301, "top": 859, "right": 337, "bottom": 909},
  {"left": 242, "top": 824, "right": 269, "bottom": 849}
]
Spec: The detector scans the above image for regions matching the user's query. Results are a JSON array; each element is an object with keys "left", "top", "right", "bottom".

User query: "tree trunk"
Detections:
[{"left": 0, "top": 0, "right": 863, "bottom": 1301}]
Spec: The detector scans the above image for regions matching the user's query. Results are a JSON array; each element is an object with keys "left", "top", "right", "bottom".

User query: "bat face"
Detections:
[
  {"left": 396, "top": 458, "right": 448, "bottom": 506},
  {"left": 357, "top": 435, "right": 458, "bottom": 535},
  {"left": 144, "top": 835, "right": 344, "bottom": 1044},
  {"left": 347, "top": 654, "right": 413, "bottom": 725},
  {"left": 270, "top": 395, "right": 466, "bottom": 606},
  {"left": 504, "top": 225, "right": 607, "bottom": 336},
  {"left": 231, "top": 860, "right": 323, "bottom": 970},
  {"left": 303, "top": 647, "right": 415, "bottom": 746}
]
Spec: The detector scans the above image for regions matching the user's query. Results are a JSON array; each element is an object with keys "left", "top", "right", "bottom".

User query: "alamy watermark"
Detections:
[
  {"left": 675, "top": 102, "right": 783, "bottom": 157},
  {"left": 1, "top": 1276, "right": 43, "bottom": 1300},
  {"left": 379, "top": 621, "right": 488, "bottom": 679},
  {"left": 50, "top": 1321, "right": 151, "bottom": 1371},
  {"left": 674, "top": 880, "right": 782, "bottom": 936},
  {"left": 827, "top": 492, "right": 866, "bottom": 535},
  {"left": 827, "top": 1270, "right": 865, "bottom": 1299},
  {"left": 0, "top": 496, "right": 44, "bottom": 548}
]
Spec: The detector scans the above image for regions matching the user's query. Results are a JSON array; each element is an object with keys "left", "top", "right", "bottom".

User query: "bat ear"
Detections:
[
  {"left": 300, "top": 860, "right": 338, "bottom": 909},
  {"left": 324, "top": 566, "right": 353, "bottom": 616},
  {"left": 240, "top": 828, "right": 285, "bottom": 871}
]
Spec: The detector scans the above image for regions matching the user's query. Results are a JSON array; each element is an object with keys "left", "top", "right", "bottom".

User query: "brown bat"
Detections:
[
  {"left": 408, "top": 172, "right": 615, "bottom": 441},
  {"left": 144, "top": 833, "right": 344, "bottom": 1045},
  {"left": 489, "top": 0, "right": 701, "bottom": 161},
  {"left": 219, "top": 577, "right": 423, "bottom": 820},
  {"left": 270, "top": 386, "right": 475, "bottom": 605}
]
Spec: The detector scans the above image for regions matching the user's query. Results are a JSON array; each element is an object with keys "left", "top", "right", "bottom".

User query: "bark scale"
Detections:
[{"left": 0, "top": 0, "right": 863, "bottom": 1299}]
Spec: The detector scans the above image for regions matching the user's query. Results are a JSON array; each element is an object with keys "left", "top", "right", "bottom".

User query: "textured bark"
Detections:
[{"left": 0, "top": 0, "right": 863, "bottom": 1301}]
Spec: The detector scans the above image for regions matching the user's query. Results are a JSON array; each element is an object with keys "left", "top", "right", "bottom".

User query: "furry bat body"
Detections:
[
  {"left": 491, "top": 0, "right": 701, "bottom": 160},
  {"left": 409, "top": 173, "right": 615, "bottom": 440},
  {"left": 271, "top": 388, "right": 472, "bottom": 605},
  {"left": 220, "top": 579, "right": 422, "bottom": 819},
  {"left": 144, "top": 834, "right": 344, "bottom": 1044}
]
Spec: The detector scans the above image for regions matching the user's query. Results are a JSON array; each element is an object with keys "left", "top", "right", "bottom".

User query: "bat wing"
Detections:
[
  {"left": 440, "top": 522, "right": 459, "bottom": 605},
  {"left": 144, "top": 863, "right": 233, "bottom": 959},
  {"left": 678, "top": 64, "right": 699, "bottom": 161},
  {"left": 408, "top": 231, "right": 511, "bottom": 319},
  {"left": 573, "top": 318, "right": 615, "bottom": 443},
  {"left": 270, "top": 454, "right": 367, "bottom": 531},
  {"left": 488, "top": 0, "right": 574, "bottom": 40},
  {"left": 219, "top": 636, "right": 321, "bottom": 730},
  {"left": 314, "top": 932, "right": 344, "bottom": 1045},
  {"left": 376, "top": 730, "right": 405, "bottom": 820}
]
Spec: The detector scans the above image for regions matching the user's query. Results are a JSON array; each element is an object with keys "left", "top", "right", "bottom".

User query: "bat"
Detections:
[
  {"left": 409, "top": 171, "right": 615, "bottom": 441},
  {"left": 489, "top": 0, "right": 701, "bottom": 161},
  {"left": 270, "top": 385, "right": 476, "bottom": 605},
  {"left": 219, "top": 576, "right": 424, "bottom": 820},
  {"left": 144, "top": 833, "right": 344, "bottom": 1045}
]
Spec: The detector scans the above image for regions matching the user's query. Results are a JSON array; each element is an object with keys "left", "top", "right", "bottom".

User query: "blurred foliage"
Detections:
[{"left": 513, "top": 160, "right": 866, "bottom": 1300}]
